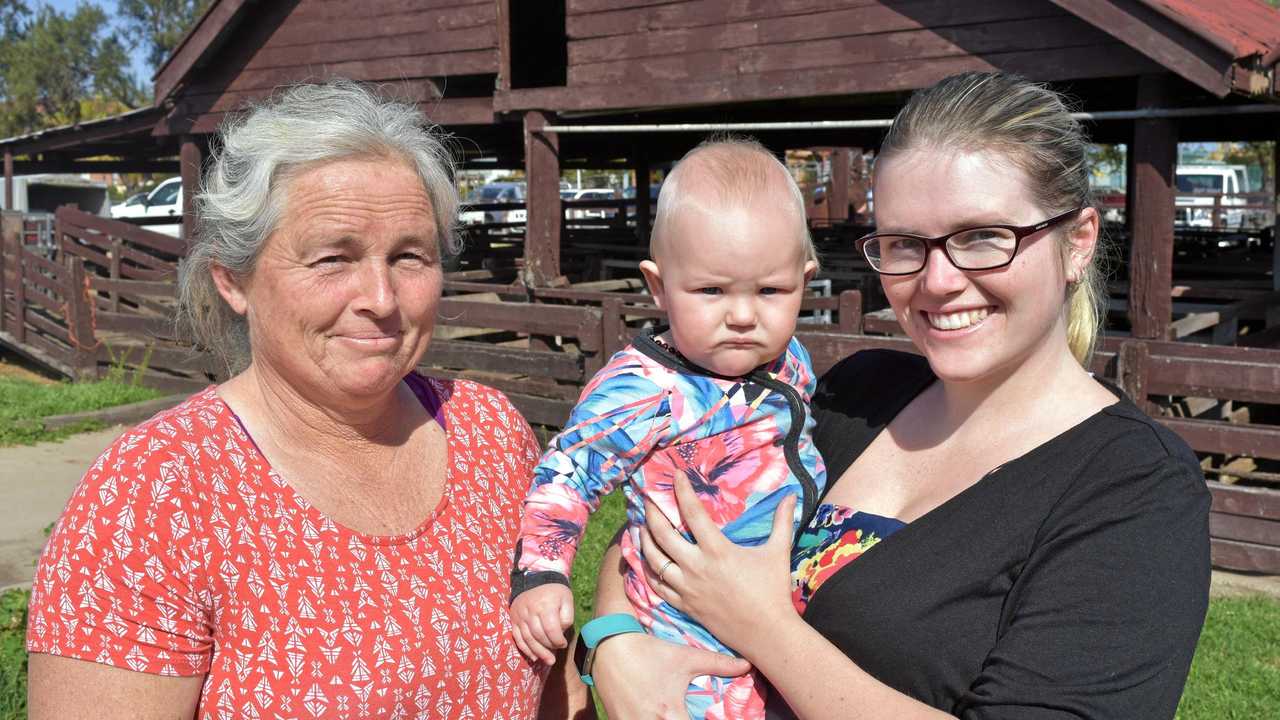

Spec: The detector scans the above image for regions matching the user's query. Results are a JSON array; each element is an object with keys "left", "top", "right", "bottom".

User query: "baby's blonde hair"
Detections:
[{"left": 651, "top": 137, "right": 818, "bottom": 270}]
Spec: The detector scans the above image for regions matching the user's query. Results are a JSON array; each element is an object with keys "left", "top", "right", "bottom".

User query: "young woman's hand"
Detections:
[
  {"left": 590, "top": 631, "right": 750, "bottom": 720},
  {"left": 640, "top": 471, "right": 799, "bottom": 655}
]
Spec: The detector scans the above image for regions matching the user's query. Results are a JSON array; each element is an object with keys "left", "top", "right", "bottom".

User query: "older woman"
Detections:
[
  {"left": 26, "top": 81, "right": 583, "bottom": 719},
  {"left": 587, "top": 72, "right": 1210, "bottom": 719}
]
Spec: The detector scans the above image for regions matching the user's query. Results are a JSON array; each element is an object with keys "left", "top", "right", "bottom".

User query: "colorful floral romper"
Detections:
[{"left": 512, "top": 331, "right": 826, "bottom": 720}]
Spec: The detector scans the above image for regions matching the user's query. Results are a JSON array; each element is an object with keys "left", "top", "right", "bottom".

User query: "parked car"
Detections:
[
  {"left": 110, "top": 177, "right": 183, "bottom": 236},
  {"left": 109, "top": 192, "right": 148, "bottom": 218},
  {"left": 460, "top": 181, "right": 526, "bottom": 227},
  {"left": 1175, "top": 165, "right": 1248, "bottom": 229},
  {"left": 564, "top": 188, "right": 617, "bottom": 219}
]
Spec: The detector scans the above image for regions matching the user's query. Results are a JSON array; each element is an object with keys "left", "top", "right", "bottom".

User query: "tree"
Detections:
[
  {"left": 117, "top": 0, "right": 214, "bottom": 73},
  {"left": 0, "top": 2, "right": 143, "bottom": 138}
]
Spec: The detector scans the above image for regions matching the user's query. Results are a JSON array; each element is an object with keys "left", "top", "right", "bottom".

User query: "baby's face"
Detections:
[{"left": 646, "top": 203, "right": 813, "bottom": 377}]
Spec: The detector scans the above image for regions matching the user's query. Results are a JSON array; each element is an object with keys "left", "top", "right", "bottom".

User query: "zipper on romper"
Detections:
[{"left": 749, "top": 371, "right": 819, "bottom": 537}]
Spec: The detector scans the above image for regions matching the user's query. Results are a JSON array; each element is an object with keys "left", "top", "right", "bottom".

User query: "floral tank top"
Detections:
[{"left": 791, "top": 503, "right": 905, "bottom": 613}]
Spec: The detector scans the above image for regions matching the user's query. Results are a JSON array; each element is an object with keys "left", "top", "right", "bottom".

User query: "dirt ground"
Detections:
[
  {"left": 0, "top": 425, "right": 125, "bottom": 590},
  {"left": 0, "top": 349, "right": 59, "bottom": 385}
]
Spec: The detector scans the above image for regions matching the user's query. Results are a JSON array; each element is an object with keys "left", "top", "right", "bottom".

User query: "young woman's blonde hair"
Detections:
[{"left": 878, "top": 72, "right": 1105, "bottom": 365}]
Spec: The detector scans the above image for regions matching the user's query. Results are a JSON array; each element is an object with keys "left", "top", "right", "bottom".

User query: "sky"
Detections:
[{"left": 37, "top": 0, "right": 154, "bottom": 86}]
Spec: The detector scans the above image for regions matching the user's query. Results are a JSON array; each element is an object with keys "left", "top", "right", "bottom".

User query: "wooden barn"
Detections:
[{"left": 3, "top": 0, "right": 1280, "bottom": 573}]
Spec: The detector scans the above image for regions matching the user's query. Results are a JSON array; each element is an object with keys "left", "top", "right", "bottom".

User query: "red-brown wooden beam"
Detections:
[
  {"left": 523, "top": 110, "right": 561, "bottom": 286},
  {"left": 1273, "top": 128, "right": 1279, "bottom": 291},
  {"left": 1128, "top": 75, "right": 1176, "bottom": 340},
  {"left": 3, "top": 150, "right": 11, "bottom": 211},
  {"left": 180, "top": 135, "right": 202, "bottom": 244},
  {"left": 830, "top": 148, "right": 850, "bottom": 222}
]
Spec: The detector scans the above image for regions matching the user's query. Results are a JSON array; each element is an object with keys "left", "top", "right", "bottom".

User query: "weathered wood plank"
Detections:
[
  {"left": 1210, "top": 511, "right": 1280, "bottom": 548},
  {"left": 245, "top": 26, "right": 497, "bottom": 72},
  {"left": 421, "top": 339, "right": 585, "bottom": 381},
  {"left": 569, "top": 16, "right": 1111, "bottom": 85},
  {"left": 23, "top": 308, "right": 71, "bottom": 343},
  {"left": 87, "top": 277, "right": 176, "bottom": 297},
  {"left": 437, "top": 298, "right": 601, "bottom": 345},
  {"left": 498, "top": 41, "right": 1160, "bottom": 113},
  {"left": 568, "top": 0, "right": 1061, "bottom": 63},
  {"left": 1159, "top": 417, "right": 1280, "bottom": 461},
  {"left": 1210, "top": 537, "right": 1280, "bottom": 574},
  {"left": 182, "top": 96, "right": 495, "bottom": 134},
  {"left": 184, "top": 50, "right": 498, "bottom": 97},
  {"left": 567, "top": 0, "right": 881, "bottom": 39},
  {"left": 268, "top": 3, "right": 495, "bottom": 46},
  {"left": 95, "top": 311, "right": 176, "bottom": 339},
  {"left": 1208, "top": 482, "right": 1280, "bottom": 520}
]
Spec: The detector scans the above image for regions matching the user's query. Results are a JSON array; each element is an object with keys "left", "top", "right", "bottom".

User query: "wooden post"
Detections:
[
  {"left": 3, "top": 150, "right": 12, "bottom": 211},
  {"left": 109, "top": 237, "right": 122, "bottom": 313},
  {"left": 64, "top": 256, "right": 97, "bottom": 378},
  {"left": 1273, "top": 133, "right": 1279, "bottom": 291},
  {"left": 180, "top": 135, "right": 202, "bottom": 243},
  {"left": 634, "top": 153, "right": 651, "bottom": 244},
  {"left": 830, "top": 148, "right": 850, "bottom": 222},
  {"left": 0, "top": 211, "right": 17, "bottom": 336},
  {"left": 837, "top": 289, "right": 863, "bottom": 333},
  {"left": 12, "top": 229, "right": 24, "bottom": 344},
  {"left": 1127, "top": 75, "right": 1177, "bottom": 340},
  {"left": 523, "top": 110, "right": 561, "bottom": 287},
  {"left": 1117, "top": 340, "right": 1152, "bottom": 414}
]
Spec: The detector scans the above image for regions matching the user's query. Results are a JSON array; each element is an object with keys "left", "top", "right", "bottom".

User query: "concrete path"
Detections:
[{"left": 0, "top": 425, "right": 126, "bottom": 590}]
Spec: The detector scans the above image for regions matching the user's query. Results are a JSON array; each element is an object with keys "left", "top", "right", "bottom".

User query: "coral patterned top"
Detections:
[{"left": 27, "top": 374, "right": 544, "bottom": 719}]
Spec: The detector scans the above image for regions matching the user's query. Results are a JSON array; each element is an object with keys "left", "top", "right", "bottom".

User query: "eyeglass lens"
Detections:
[{"left": 864, "top": 227, "right": 1019, "bottom": 273}]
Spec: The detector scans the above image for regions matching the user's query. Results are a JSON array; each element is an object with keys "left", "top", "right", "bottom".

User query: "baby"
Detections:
[{"left": 510, "top": 138, "right": 826, "bottom": 719}]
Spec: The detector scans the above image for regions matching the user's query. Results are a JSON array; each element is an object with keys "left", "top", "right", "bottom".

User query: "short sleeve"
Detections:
[
  {"left": 26, "top": 423, "right": 214, "bottom": 676},
  {"left": 959, "top": 454, "right": 1211, "bottom": 719}
]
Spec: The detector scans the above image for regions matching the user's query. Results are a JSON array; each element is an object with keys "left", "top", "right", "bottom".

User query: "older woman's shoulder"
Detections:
[{"left": 106, "top": 386, "right": 236, "bottom": 456}]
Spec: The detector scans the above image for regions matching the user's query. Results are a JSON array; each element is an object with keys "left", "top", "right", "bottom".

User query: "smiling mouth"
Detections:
[{"left": 924, "top": 307, "right": 992, "bottom": 331}]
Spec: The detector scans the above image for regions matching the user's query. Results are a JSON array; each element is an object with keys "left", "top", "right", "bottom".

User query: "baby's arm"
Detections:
[{"left": 509, "top": 363, "right": 672, "bottom": 660}]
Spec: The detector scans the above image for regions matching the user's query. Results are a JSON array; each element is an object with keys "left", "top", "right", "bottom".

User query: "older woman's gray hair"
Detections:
[{"left": 177, "top": 79, "right": 459, "bottom": 374}]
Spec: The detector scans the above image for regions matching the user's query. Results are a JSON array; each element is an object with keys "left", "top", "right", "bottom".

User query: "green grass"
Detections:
[
  {"left": 570, "top": 490, "right": 629, "bottom": 630},
  {"left": 0, "top": 589, "right": 29, "bottom": 720},
  {"left": 1176, "top": 595, "right": 1280, "bottom": 719},
  {"left": 0, "top": 376, "right": 163, "bottom": 446}
]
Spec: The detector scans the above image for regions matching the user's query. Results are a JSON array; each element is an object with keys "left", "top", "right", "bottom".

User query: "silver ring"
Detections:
[{"left": 658, "top": 559, "right": 675, "bottom": 585}]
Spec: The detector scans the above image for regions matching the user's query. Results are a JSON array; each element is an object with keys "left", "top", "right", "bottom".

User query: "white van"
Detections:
[
  {"left": 110, "top": 176, "right": 182, "bottom": 237},
  {"left": 1175, "top": 165, "right": 1248, "bottom": 229}
]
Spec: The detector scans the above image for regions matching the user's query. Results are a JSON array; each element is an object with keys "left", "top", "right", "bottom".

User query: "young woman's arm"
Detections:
[{"left": 637, "top": 473, "right": 949, "bottom": 720}]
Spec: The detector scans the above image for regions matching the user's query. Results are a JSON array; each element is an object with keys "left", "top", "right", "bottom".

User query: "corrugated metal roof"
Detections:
[{"left": 1140, "top": 0, "right": 1280, "bottom": 61}]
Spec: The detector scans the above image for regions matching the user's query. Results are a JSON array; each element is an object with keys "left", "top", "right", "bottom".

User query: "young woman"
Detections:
[{"left": 585, "top": 71, "right": 1211, "bottom": 720}]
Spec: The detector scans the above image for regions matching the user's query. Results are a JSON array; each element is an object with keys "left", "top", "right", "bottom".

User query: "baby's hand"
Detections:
[{"left": 510, "top": 584, "right": 575, "bottom": 664}]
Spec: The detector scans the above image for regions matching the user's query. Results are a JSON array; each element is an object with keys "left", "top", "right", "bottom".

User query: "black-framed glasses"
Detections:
[{"left": 857, "top": 208, "right": 1083, "bottom": 275}]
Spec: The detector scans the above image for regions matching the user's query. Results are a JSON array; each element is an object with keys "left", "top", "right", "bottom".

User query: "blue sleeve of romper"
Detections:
[
  {"left": 788, "top": 335, "right": 819, "bottom": 399},
  {"left": 511, "top": 358, "right": 674, "bottom": 595}
]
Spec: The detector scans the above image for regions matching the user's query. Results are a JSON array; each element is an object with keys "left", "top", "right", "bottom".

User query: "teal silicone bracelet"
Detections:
[{"left": 581, "top": 613, "right": 644, "bottom": 648}]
